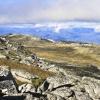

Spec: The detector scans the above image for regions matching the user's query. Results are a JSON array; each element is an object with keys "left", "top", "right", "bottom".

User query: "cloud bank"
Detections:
[{"left": 0, "top": 0, "right": 100, "bottom": 23}]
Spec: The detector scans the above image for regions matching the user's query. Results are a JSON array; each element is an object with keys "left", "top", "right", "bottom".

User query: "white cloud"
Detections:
[{"left": 0, "top": 0, "right": 100, "bottom": 23}]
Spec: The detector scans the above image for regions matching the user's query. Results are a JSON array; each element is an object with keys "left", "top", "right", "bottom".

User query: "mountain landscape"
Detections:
[
  {"left": 0, "top": 0, "right": 100, "bottom": 99},
  {"left": 0, "top": 33, "right": 100, "bottom": 100}
]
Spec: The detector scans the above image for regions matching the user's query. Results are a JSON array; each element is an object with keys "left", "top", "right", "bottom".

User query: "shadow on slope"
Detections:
[
  {"left": 47, "top": 60, "right": 100, "bottom": 80},
  {"left": 64, "top": 64, "right": 100, "bottom": 79}
]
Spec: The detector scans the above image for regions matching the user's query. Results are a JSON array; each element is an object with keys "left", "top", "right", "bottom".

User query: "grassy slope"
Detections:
[
  {"left": 8, "top": 35, "right": 100, "bottom": 68},
  {"left": 0, "top": 34, "right": 99, "bottom": 83},
  {"left": 0, "top": 58, "right": 53, "bottom": 79},
  {"left": 27, "top": 42, "right": 100, "bottom": 67}
]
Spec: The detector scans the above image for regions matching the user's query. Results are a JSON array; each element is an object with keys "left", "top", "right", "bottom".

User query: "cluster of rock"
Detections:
[
  {"left": 0, "top": 66, "right": 100, "bottom": 100},
  {"left": 0, "top": 35, "right": 55, "bottom": 70}
]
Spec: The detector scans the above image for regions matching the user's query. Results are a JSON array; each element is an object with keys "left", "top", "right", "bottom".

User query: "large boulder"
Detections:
[
  {"left": 46, "top": 93, "right": 65, "bottom": 100},
  {"left": 46, "top": 74, "right": 78, "bottom": 90},
  {"left": 20, "top": 54, "right": 39, "bottom": 66},
  {"left": 75, "top": 91, "right": 92, "bottom": 100},
  {"left": 20, "top": 57, "right": 35, "bottom": 65},
  {"left": 51, "top": 87, "right": 74, "bottom": 99},
  {"left": 0, "top": 66, "right": 18, "bottom": 94},
  {"left": 11, "top": 69, "right": 38, "bottom": 83},
  {"left": 37, "top": 80, "right": 49, "bottom": 93},
  {"left": 82, "top": 77, "right": 100, "bottom": 100},
  {"left": 19, "top": 84, "right": 36, "bottom": 93}
]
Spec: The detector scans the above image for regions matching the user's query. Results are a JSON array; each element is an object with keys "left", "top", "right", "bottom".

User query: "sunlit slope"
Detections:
[{"left": 8, "top": 35, "right": 100, "bottom": 67}]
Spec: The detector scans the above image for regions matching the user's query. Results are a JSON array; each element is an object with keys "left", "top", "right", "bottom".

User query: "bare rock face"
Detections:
[
  {"left": 46, "top": 93, "right": 65, "bottom": 100},
  {"left": 0, "top": 66, "right": 18, "bottom": 94},
  {"left": 11, "top": 69, "right": 38, "bottom": 83},
  {"left": 75, "top": 91, "right": 92, "bottom": 100},
  {"left": 82, "top": 77, "right": 100, "bottom": 100},
  {"left": 5, "top": 93, "right": 47, "bottom": 100},
  {"left": 46, "top": 74, "right": 77, "bottom": 90},
  {"left": 51, "top": 87, "right": 74, "bottom": 99},
  {"left": 18, "top": 84, "right": 36, "bottom": 93}
]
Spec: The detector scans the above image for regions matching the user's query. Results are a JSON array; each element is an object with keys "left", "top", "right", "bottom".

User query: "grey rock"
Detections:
[
  {"left": 46, "top": 74, "right": 75, "bottom": 89},
  {"left": 47, "top": 83, "right": 54, "bottom": 92},
  {"left": 0, "top": 80, "right": 18, "bottom": 94},
  {"left": 0, "top": 67, "right": 18, "bottom": 94},
  {"left": 51, "top": 87, "right": 73, "bottom": 99},
  {"left": 24, "top": 93, "right": 34, "bottom": 100},
  {"left": 19, "top": 84, "right": 36, "bottom": 93},
  {"left": 20, "top": 57, "right": 35, "bottom": 65},
  {"left": 46, "top": 93, "right": 65, "bottom": 100},
  {"left": 11, "top": 69, "right": 38, "bottom": 83},
  {"left": 47, "top": 66, "right": 60, "bottom": 73},
  {"left": 37, "top": 80, "right": 49, "bottom": 93},
  {"left": 82, "top": 77, "right": 100, "bottom": 99},
  {"left": 20, "top": 54, "right": 38, "bottom": 66},
  {"left": 1, "top": 92, "right": 47, "bottom": 100},
  {"left": 0, "top": 37, "right": 8, "bottom": 44},
  {"left": 68, "top": 96, "right": 77, "bottom": 100},
  {"left": 75, "top": 91, "right": 92, "bottom": 100},
  {"left": 0, "top": 53, "right": 6, "bottom": 59}
]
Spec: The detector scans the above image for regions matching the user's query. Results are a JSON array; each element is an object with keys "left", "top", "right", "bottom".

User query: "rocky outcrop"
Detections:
[
  {"left": 11, "top": 69, "right": 38, "bottom": 83},
  {"left": 82, "top": 77, "right": 100, "bottom": 100},
  {"left": 19, "top": 54, "right": 39, "bottom": 66},
  {"left": 18, "top": 84, "right": 36, "bottom": 93},
  {"left": 0, "top": 63, "right": 100, "bottom": 100},
  {"left": 36, "top": 72, "right": 100, "bottom": 100},
  {"left": 0, "top": 66, "right": 18, "bottom": 94}
]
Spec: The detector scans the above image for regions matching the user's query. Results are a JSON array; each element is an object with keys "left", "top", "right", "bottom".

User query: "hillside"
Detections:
[
  {"left": 7, "top": 34, "right": 100, "bottom": 67},
  {"left": 0, "top": 34, "right": 100, "bottom": 100}
]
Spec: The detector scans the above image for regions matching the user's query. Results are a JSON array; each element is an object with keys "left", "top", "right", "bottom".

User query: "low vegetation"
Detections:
[
  {"left": 28, "top": 44, "right": 100, "bottom": 67},
  {"left": 31, "top": 77, "right": 45, "bottom": 89},
  {"left": 6, "top": 34, "right": 100, "bottom": 67},
  {"left": 0, "top": 58, "right": 54, "bottom": 79}
]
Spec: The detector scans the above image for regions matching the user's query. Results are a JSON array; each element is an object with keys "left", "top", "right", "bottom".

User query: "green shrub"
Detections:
[{"left": 31, "top": 78, "right": 45, "bottom": 88}]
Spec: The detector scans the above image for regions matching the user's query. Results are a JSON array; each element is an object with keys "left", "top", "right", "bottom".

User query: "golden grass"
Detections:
[
  {"left": 6, "top": 34, "right": 100, "bottom": 67},
  {"left": 27, "top": 43, "right": 100, "bottom": 67},
  {"left": 31, "top": 78, "right": 45, "bottom": 88},
  {"left": 0, "top": 58, "right": 54, "bottom": 79}
]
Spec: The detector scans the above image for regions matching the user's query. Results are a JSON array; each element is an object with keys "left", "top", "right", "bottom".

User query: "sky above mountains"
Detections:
[{"left": 0, "top": 0, "right": 100, "bottom": 23}]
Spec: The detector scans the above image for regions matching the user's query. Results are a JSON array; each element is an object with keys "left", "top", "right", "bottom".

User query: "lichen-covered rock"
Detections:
[
  {"left": 0, "top": 67, "right": 18, "bottom": 94},
  {"left": 46, "top": 93, "right": 65, "bottom": 100},
  {"left": 46, "top": 74, "right": 76, "bottom": 89},
  {"left": 75, "top": 91, "right": 92, "bottom": 100},
  {"left": 37, "top": 80, "right": 49, "bottom": 93},
  {"left": 11, "top": 69, "right": 38, "bottom": 83},
  {"left": 82, "top": 77, "right": 100, "bottom": 100},
  {"left": 51, "top": 87, "right": 74, "bottom": 99},
  {"left": 19, "top": 84, "right": 36, "bottom": 93}
]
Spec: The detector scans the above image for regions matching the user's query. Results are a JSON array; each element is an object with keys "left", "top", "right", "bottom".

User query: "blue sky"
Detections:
[{"left": 0, "top": 0, "right": 100, "bottom": 23}]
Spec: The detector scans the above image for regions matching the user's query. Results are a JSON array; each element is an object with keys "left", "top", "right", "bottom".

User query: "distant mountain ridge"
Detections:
[{"left": 0, "top": 22, "right": 100, "bottom": 44}]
